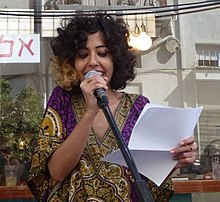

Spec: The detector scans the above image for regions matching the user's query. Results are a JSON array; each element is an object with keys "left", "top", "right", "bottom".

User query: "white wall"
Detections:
[
  {"left": 0, "top": 0, "right": 29, "bottom": 8},
  {"left": 178, "top": 1, "right": 220, "bottom": 69}
]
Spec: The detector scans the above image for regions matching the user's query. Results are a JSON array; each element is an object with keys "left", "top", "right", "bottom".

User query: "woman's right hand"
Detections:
[{"left": 80, "top": 74, "right": 108, "bottom": 114}]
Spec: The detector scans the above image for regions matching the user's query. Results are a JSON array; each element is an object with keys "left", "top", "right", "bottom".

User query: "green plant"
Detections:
[
  {"left": 14, "top": 86, "right": 43, "bottom": 134},
  {"left": 0, "top": 77, "right": 43, "bottom": 163},
  {"left": 0, "top": 78, "right": 17, "bottom": 137}
]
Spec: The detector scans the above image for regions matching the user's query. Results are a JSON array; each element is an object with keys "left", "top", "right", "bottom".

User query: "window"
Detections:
[
  {"left": 196, "top": 44, "right": 220, "bottom": 68},
  {"left": 0, "top": 9, "right": 34, "bottom": 34}
]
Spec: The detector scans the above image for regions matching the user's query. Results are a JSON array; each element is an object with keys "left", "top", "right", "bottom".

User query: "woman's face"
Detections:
[{"left": 74, "top": 31, "right": 113, "bottom": 85}]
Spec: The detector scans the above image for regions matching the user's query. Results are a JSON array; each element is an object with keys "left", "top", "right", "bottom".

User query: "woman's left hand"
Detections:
[{"left": 170, "top": 136, "right": 197, "bottom": 169}]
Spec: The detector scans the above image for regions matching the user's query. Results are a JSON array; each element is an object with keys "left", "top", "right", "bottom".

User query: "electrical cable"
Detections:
[
  {"left": 0, "top": 0, "right": 219, "bottom": 18},
  {"left": 157, "top": 5, "right": 220, "bottom": 18}
]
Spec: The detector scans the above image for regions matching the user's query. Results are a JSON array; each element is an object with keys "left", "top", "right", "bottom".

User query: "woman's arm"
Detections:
[
  {"left": 48, "top": 75, "right": 108, "bottom": 181},
  {"left": 47, "top": 109, "right": 96, "bottom": 181}
]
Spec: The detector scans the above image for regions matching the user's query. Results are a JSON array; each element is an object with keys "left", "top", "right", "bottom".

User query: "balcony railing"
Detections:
[
  {"left": 43, "top": 0, "right": 167, "bottom": 10},
  {"left": 58, "top": 0, "right": 167, "bottom": 6}
]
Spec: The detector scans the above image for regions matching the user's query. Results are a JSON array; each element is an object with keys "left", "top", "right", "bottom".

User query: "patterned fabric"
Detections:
[{"left": 27, "top": 86, "right": 174, "bottom": 202}]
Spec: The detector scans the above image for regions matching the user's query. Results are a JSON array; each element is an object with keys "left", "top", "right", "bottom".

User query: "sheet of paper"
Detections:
[{"left": 102, "top": 104, "right": 203, "bottom": 186}]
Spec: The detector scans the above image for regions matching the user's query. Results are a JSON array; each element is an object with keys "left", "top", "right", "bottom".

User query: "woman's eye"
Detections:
[
  {"left": 77, "top": 51, "right": 88, "bottom": 59},
  {"left": 98, "top": 51, "right": 108, "bottom": 57}
]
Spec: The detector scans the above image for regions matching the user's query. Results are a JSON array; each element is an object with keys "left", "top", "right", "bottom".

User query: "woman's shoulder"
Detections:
[
  {"left": 123, "top": 93, "right": 150, "bottom": 117},
  {"left": 124, "top": 92, "right": 150, "bottom": 106},
  {"left": 51, "top": 86, "right": 71, "bottom": 96},
  {"left": 47, "top": 86, "right": 73, "bottom": 107}
]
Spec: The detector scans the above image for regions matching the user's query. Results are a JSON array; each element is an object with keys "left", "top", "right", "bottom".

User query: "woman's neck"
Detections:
[{"left": 106, "top": 89, "right": 123, "bottom": 106}]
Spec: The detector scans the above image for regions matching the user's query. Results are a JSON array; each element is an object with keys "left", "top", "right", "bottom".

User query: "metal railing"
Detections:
[{"left": 43, "top": 0, "right": 167, "bottom": 10}]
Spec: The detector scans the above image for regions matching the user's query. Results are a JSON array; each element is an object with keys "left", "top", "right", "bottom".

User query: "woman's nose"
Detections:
[{"left": 88, "top": 54, "right": 98, "bottom": 67}]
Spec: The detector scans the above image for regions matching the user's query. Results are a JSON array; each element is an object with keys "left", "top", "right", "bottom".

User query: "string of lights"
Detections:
[{"left": 0, "top": 0, "right": 219, "bottom": 18}]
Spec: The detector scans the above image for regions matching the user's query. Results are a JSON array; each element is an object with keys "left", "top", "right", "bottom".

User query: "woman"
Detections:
[{"left": 27, "top": 14, "right": 197, "bottom": 201}]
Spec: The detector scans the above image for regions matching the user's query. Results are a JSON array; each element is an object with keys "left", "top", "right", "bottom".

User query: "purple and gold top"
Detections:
[{"left": 27, "top": 86, "right": 173, "bottom": 202}]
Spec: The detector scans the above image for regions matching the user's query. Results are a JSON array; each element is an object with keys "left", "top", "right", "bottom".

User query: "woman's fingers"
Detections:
[{"left": 170, "top": 137, "right": 198, "bottom": 169}]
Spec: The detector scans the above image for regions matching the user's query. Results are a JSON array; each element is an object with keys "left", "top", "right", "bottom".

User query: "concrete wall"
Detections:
[
  {"left": 178, "top": 1, "right": 220, "bottom": 69},
  {"left": 0, "top": 0, "right": 29, "bottom": 8}
]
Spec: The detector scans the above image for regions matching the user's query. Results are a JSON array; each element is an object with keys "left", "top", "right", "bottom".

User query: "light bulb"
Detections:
[
  {"left": 128, "top": 32, "right": 137, "bottom": 48},
  {"left": 135, "top": 32, "right": 152, "bottom": 51}
]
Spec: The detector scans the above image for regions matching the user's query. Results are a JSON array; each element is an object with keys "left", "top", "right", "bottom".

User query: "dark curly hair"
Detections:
[{"left": 50, "top": 13, "right": 136, "bottom": 91}]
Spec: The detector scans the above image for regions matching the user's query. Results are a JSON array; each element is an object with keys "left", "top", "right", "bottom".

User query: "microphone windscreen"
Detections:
[
  {"left": 84, "top": 70, "right": 100, "bottom": 79},
  {"left": 84, "top": 70, "right": 109, "bottom": 105}
]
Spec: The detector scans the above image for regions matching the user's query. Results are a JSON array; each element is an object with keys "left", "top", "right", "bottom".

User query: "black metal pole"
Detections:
[
  {"left": 98, "top": 100, "right": 154, "bottom": 202},
  {"left": 30, "top": 0, "right": 42, "bottom": 34}
]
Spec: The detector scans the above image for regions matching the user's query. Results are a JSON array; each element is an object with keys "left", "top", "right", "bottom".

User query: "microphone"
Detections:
[{"left": 84, "top": 70, "right": 109, "bottom": 105}]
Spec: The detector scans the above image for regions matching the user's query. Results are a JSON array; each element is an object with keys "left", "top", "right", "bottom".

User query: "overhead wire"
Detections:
[
  {"left": 157, "top": 4, "right": 220, "bottom": 18},
  {"left": 0, "top": 0, "right": 219, "bottom": 18}
]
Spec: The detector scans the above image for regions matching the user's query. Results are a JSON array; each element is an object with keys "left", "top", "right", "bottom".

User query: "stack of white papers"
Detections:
[{"left": 102, "top": 104, "right": 203, "bottom": 186}]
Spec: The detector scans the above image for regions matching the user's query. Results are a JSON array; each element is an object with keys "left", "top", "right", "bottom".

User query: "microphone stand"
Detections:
[{"left": 98, "top": 99, "right": 154, "bottom": 202}]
